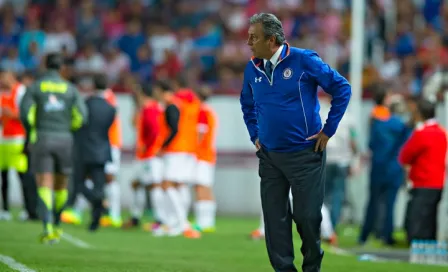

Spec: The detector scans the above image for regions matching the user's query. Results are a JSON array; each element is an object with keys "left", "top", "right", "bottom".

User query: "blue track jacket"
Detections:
[{"left": 240, "top": 43, "right": 352, "bottom": 152}]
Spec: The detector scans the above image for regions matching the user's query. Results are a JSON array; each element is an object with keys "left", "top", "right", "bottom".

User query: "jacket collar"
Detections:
[
  {"left": 251, "top": 42, "right": 291, "bottom": 68},
  {"left": 416, "top": 118, "right": 438, "bottom": 130},
  {"left": 45, "top": 70, "right": 60, "bottom": 77},
  {"left": 371, "top": 105, "right": 391, "bottom": 121}
]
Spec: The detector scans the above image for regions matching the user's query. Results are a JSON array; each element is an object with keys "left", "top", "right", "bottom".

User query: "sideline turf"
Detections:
[{"left": 0, "top": 217, "right": 446, "bottom": 272}]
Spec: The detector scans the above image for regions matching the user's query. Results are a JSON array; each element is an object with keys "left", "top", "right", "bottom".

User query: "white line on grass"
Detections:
[
  {"left": 328, "top": 246, "right": 352, "bottom": 256},
  {"left": 61, "top": 233, "right": 93, "bottom": 249},
  {"left": 328, "top": 246, "right": 407, "bottom": 264},
  {"left": 0, "top": 254, "right": 36, "bottom": 272}
]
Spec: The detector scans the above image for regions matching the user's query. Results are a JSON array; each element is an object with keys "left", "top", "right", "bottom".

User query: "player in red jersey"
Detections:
[
  {"left": 192, "top": 86, "right": 218, "bottom": 232},
  {"left": 123, "top": 84, "right": 165, "bottom": 229}
]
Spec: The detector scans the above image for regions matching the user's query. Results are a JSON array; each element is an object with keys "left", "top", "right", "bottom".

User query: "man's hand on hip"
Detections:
[
  {"left": 306, "top": 131, "right": 329, "bottom": 152},
  {"left": 255, "top": 139, "right": 261, "bottom": 150}
]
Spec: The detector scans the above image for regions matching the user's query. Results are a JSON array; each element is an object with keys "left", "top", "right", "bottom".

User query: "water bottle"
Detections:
[
  {"left": 440, "top": 241, "right": 448, "bottom": 265},
  {"left": 427, "top": 240, "right": 437, "bottom": 265},
  {"left": 418, "top": 240, "right": 426, "bottom": 264},
  {"left": 358, "top": 254, "right": 377, "bottom": 262},
  {"left": 410, "top": 240, "right": 419, "bottom": 263}
]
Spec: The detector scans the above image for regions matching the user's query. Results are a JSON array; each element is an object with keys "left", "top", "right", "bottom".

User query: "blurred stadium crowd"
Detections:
[{"left": 0, "top": 0, "right": 447, "bottom": 96}]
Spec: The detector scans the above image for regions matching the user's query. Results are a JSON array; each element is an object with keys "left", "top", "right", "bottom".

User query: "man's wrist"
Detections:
[{"left": 252, "top": 137, "right": 259, "bottom": 145}]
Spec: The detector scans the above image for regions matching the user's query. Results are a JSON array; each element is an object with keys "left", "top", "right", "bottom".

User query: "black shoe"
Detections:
[
  {"left": 88, "top": 221, "right": 99, "bottom": 232},
  {"left": 89, "top": 203, "right": 103, "bottom": 232}
]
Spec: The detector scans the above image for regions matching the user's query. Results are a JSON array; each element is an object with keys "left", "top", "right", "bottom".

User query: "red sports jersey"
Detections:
[
  {"left": 197, "top": 104, "right": 217, "bottom": 163},
  {"left": 399, "top": 119, "right": 447, "bottom": 189},
  {"left": 136, "top": 100, "right": 163, "bottom": 159}
]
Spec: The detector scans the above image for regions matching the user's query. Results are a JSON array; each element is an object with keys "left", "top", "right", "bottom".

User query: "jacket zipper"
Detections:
[{"left": 251, "top": 55, "right": 289, "bottom": 86}]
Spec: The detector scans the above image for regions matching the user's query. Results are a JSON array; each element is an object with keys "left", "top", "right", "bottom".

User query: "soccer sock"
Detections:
[
  {"left": 54, "top": 189, "right": 68, "bottom": 227},
  {"left": 74, "top": 195, "right": 89, "bottom": 215},
  {"left": 130, "top": 187, "right": 145, "bottom": 219},
  {"left": 166, "top": 187, "right": 188, "bottom": 229},
  {"left": 106, "top": 182, "right": 121, "bottom": 220},
  {"left": 321, "top": 204, "right": 334, "bottom": 239},
  {"left": 1, "top": 171, "right": 9, "bottom": 211},
  {"left": 194, "top": 200, "right": 216, "bottom": 229},
  {"left": 177, "top": 184, "right": 191, "bottom": 217},
  {"left": 149, "top": 187, "right": 165, "bottom": 223},
  {"left": 38, "top": 187, "right": 53, "bottom": 234}
]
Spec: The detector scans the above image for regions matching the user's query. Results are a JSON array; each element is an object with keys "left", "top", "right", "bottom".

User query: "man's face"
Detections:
[
  {"left": 128, "top": 22, "right": 140, "bottom": 35},
  {"left": 152, "top": 87, "right": 163, "bottom": 101},
  {"left": 247, "top": 23, "right": 271, "bottom": 59},
  {"left": 0, "top": 71, "right": 13, "bottom": 88},
  {"left": 22, "top": 76, "right": 34, "bottom": 87}
]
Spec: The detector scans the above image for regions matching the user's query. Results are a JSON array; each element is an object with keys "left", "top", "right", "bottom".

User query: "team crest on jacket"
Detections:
[{"left": 283, "top": 68, "right": 293, "bottom": 79}]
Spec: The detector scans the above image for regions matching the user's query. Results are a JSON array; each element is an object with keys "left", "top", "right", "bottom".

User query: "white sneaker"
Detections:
[
  {"left": 0, "top": 211, "right": 12, "bottom": 221},
  {"left": 19, "top": 210, "right": 29, "bottom": 221},
  {"left": 152, "top": 225, "right": 168, "bottom": 237},
  {"left": 166, "top": 225, "right": 184, "bottom": 237}
]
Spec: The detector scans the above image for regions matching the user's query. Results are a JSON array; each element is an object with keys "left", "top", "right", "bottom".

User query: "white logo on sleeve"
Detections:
[
  {"left": 283, "top": 68, "right": 293, "bottom": 79},
  {"left": 255, "top": 77, "right": 262, "bottom": 83}
]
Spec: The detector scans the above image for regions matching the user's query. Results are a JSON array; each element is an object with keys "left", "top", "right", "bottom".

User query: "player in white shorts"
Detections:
[
  {"left": 122, "top": 83, "right": 165, "bottom": 230},
  {"left": 152, "top": 80, "right": 201, "bottom": 238},
  {"left": 99, "top": 88, "right": 123, "bottom": 228},
  {"left": 100, "top": 145, "right": 122, "bottom": 227},
  {"left": 192, "top": 86, "right": 218, "bottom": 233}
]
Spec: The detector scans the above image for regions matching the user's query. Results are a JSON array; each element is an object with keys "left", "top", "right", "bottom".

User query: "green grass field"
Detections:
[{"left": 0, "top": 216, "right": 446, "bottom": 272}]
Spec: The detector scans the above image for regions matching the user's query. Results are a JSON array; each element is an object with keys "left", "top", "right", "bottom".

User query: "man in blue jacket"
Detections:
[
  {"left": 359, "top": 89, "right": 409, "bottom": 246},
  {"left": 240, "top": 13, "right": 351, "bottom": 272}
]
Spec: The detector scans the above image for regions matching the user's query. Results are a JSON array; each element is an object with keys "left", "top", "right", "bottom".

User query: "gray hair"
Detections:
[{"left": 249, "top": 13, "right": 285, "bottom": 46}]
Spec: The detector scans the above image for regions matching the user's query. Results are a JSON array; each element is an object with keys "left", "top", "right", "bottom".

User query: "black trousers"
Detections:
[
  {"left": 73, "top": 161, "right": 107, "bottom": 227},
  {"left": 405, "top": 188, "right": 443, "bottom": 243},
  {"left": 67, "top": 171, "right": 83, "bottom": 208},
  {"left": 21, "top": 168, "right": 38, "bottom": 219},
  {"left": 257, "top": 147, "right": 325, "bottom": 272}
]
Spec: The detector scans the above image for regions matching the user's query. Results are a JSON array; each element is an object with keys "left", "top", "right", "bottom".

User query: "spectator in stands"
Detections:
[
  {"left": 177, "top": 26, "right": 194, "bottom": 66},
  {"left": 0, "top": 48, "right": 24, "bottom": 74},
  {"left": 133, "top": 45, "right": 154, "bottom": 83},
  {"left": 392, "top": 21, "right": 416, "bottom": 58},
  {"left": 153, "top": 49, "right": 182, "bottom": 81},
  {"left": 422, "top": 45, "right": 448, "bottom": 103},
  {"left": 44, "top": 18, "right": 77, "bottom": 56},
  {"left": 0, "top": 14, "right": 21, "bottom": 57},
  {"left": 21, "top": 41, "right": 41, "bottom": 72},
  {"left": 217, "top": 31, "right": 251, "bottom": 73},
  {"left": 147, "top": 23, "right": 177, "bottom": 66},
  {"left": 18, "top": 17, "right": 45, "bottom": 63},
  {"left": 379, "top": 50, "right": 401, "bottom": 83},
  {"left": 75, "top": 43, "right": 106, "bottom": 88},
  {"left": 400, "top": 99, "right": 447, "bottom": 243},
  {"left": 76, "top": 0, "right": 102, "bottom": 47},
  {"left": 117, "top": 19, "right": 145, "bottom": 71},
  {"left": 192, "top": 18, "right": 223, "bottom": 81},
  {"left": 102, "top": 8, "right": 125, "bottom": 41},
  {"left": 46, "top": 0, "right": 75, "bottom": 31},
  {"left": 103, "top": 44, "right": 130, "bottom": 84}
]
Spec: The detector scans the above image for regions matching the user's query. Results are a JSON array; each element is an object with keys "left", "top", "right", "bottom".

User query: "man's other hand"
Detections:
[
  {"left": 255, "top": 138, "right": 261, "bottom": 150},
  {"left": 306, "top": 131, "right": 329, "bottom": 152}
]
